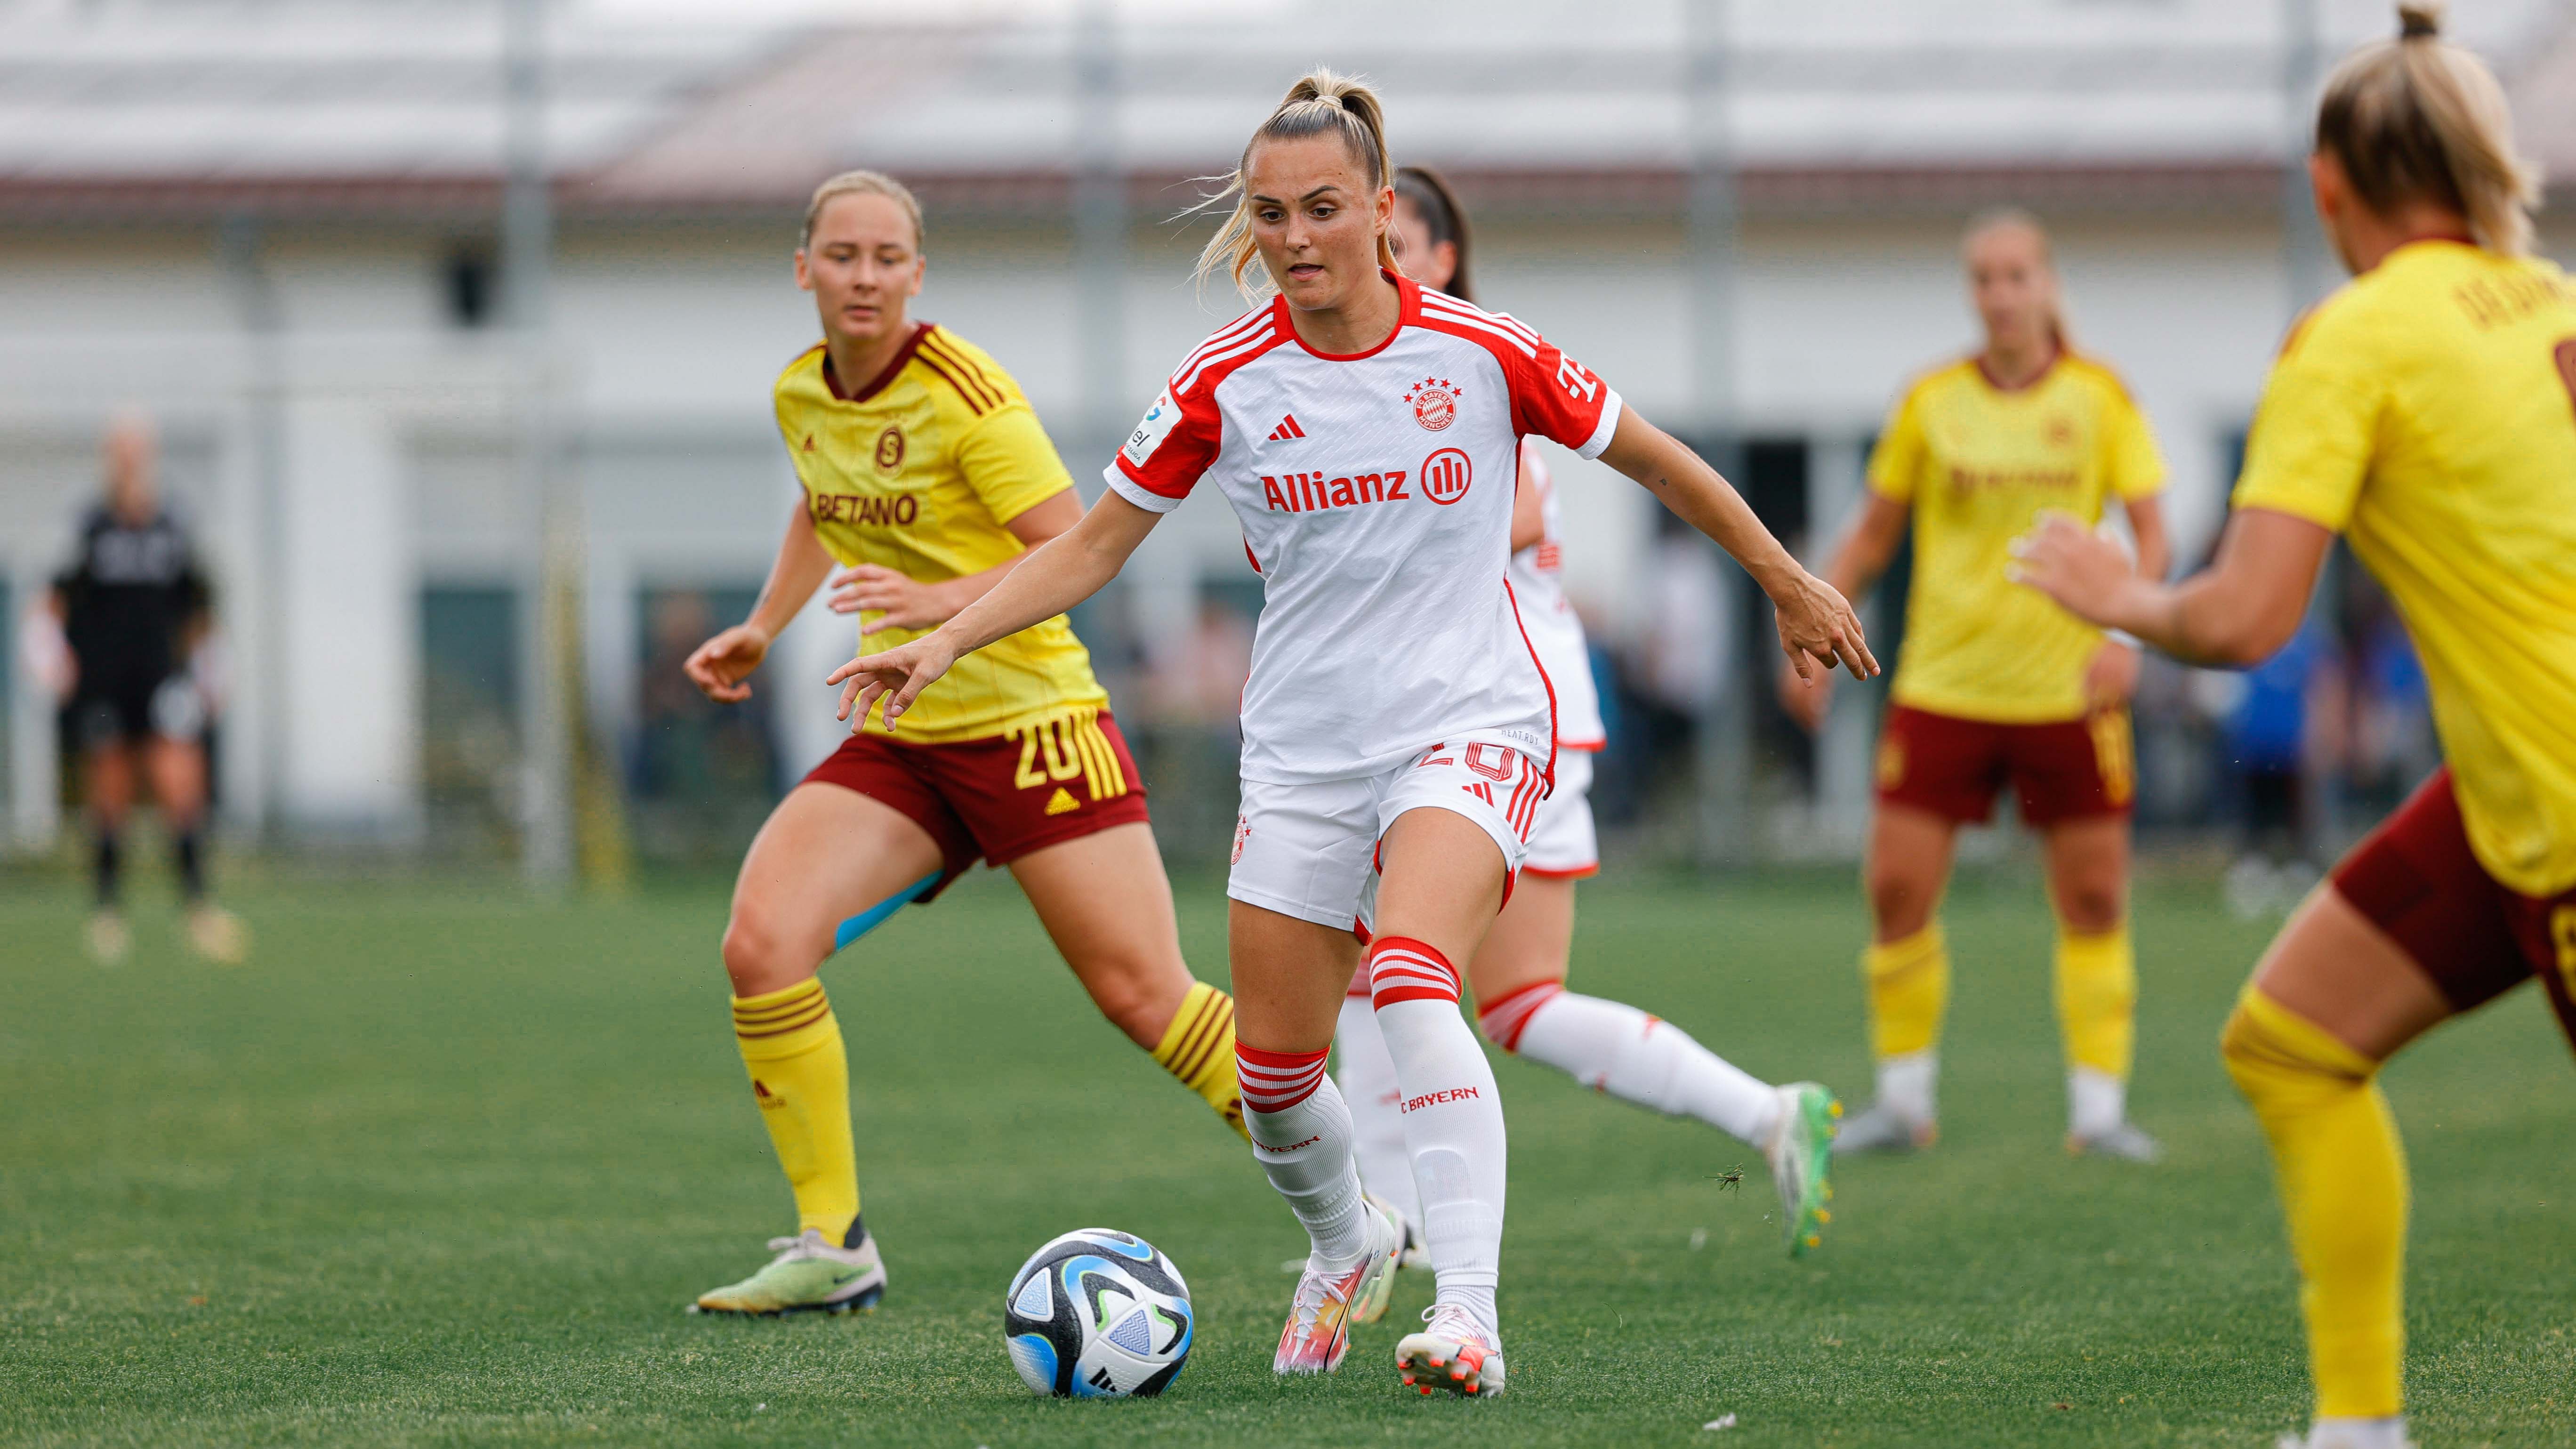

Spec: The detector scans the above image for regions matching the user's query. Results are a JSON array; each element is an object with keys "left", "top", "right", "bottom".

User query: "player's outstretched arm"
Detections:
[
  {"left": 1777, "top": 490, "right": 1909, "bottom": 731},
  {"left": 829, "top": 489, "right": 1163, "bottom": 730},
  {"left": 2010, "top": 505, "right": 2330, "bottom": 668},
  {"left": 684, "top": 501, "right": 835, "bottom": 702},
  {"left": 1598, "top": 407, "right": 1879, "bottom": 684}
]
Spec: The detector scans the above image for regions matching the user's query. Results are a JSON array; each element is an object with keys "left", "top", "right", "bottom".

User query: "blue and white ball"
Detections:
[{"left": 1003, "top": 1228, "right": 1193, "bottom": 1398}]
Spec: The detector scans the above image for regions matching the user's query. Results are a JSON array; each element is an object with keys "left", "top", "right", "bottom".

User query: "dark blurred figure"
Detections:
[{"left": 48, "top": 414, "right": 243, "bottom": 964}]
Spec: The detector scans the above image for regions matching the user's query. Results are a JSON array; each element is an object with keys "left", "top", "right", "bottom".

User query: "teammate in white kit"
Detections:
[
  {"left": 1331, "top": 166, "right": 1844, "bottom": 1272},
  {"left": 830, "top": 71, "right": 1877, "bottom": 1400}
]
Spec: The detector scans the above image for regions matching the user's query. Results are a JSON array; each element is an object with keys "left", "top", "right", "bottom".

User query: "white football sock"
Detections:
[
  {"left": 1333, "top": 990, "right": 1421, "bottom": 1240},
  {"left": 1877, "top": 1048, "right": 1939, "bottom": 1122},
  {"left": 1493, "top": 984, "right": 1782, "bottom": 1146},
  {"left": 2304, "top": 1415, "right": 2412, "bottom": 1449},
  {"left": 2068, "top": 1066, "right": 2127, "bottom": 1139},
  {"left": 1237, "top": 1044, "right": 1368, "bottom": 1267},
  {"left": 1368, "top": 936, "right": 1507, "bottom": 1340}
]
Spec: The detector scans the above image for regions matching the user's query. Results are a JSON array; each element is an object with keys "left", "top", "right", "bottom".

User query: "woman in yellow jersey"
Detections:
[
  {"left": 678, "top": 171, "right": 1248, "bottom": 1317},
  {"left": 1786, "top": 210, "right": 2172, "bottom": 1158},
  {"left": 2017, "top": 8, "right": 2571, "bottom": 1444}
]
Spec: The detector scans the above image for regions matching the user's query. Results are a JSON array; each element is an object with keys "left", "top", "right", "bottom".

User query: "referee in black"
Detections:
[{"left": 48, "top": 416, "right": 244, "bottom": 964}]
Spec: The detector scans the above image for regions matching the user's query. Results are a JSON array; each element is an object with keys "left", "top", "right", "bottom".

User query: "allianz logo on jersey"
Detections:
[{"left": 1260, "top": 447, "right": 1473, "bottom": 514}]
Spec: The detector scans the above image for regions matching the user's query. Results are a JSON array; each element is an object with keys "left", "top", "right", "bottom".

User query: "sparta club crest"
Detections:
[
  {"left": 1404, "top": 377, "right": 1459, "bottom": 432},
  {"left": 874, "top": 426, "right": 906, "bottom": 472}
]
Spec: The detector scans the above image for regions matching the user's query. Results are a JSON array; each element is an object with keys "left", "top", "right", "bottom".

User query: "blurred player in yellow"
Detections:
[
  {"left": 679, "top": 171, "right": 1246, "bottom": 1317},
  {"left": 2014, "top": 8, "right": 2570, "bottom": 1444},
  {"left": 1787, "top": 211, "right": 2171, "bottom": 1158}
]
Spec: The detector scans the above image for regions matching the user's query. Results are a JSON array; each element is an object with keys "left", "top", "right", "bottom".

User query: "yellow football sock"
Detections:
[
  {"left": 2221, "top": 985, "right": 2407, "bottom": 1420},
  {"left": 732, "top": 978, "right": 861, "bottom": 1245},
  {"left": 2054, "top": 923, "right": 2136, "bottom": 1078},
  {"left": 1151, "top": 981, "right": 1248, "bottom": 1141},
  {"left": 1863, "top": 923, "right": 1949, "bottom": 1060}
]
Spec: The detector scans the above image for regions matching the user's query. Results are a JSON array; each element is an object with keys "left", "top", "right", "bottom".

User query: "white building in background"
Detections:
[{"left": 2, "top": 0, "right": 2570, "bottom": 856}]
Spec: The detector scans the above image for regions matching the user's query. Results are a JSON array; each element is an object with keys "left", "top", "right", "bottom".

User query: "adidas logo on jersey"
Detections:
[
  {"left": 1260, "top": 469, "right": 1410, "bottom": 515},
  {"left": 1044, "top": 787, "right": 1080, "bottom": 816},
  {"left": 1266, "top": 413, "right": 1306, "bottom": 441}
]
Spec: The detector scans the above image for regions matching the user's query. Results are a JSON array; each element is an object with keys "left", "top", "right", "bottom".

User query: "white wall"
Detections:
[{"left": 5, "top": 205, "right": 2565, "bottom": 846}]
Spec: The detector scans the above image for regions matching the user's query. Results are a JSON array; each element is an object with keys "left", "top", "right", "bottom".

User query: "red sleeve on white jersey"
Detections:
[
  {"left": 1417, "top": 292, "right": 1624, "bottom": 460},
  {"left": 1107, "top": 382, "right": 1219, "bottom": 512},
  {"left": 1105, "top": 305, "right": 1280, "bottom": 514}
]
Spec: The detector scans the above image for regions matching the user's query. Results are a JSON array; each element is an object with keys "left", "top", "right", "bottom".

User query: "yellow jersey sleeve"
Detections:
[
  {"left": 1865, "top": 380, "right": 1930, "bottom": 502},
  {"left": 2098, "top": 375, "right": 2168, "bottom": 501},
  {"left": 773, "top": 345, "right": 829, "bottom": 493},
  {"left": 954, "top": 403, "right": 1077, "bottom": 526},
  {"left": 2230, "top": 307, "right": 2383, "bottom": 532}
]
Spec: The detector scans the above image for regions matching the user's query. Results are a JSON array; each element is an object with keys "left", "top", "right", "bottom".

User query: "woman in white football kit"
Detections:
[
  {"left": 831, "top": 72, "right": 1876, "bottom": 1400},
  {"left": 1333, "top": 167, "right": 1846, "bottom": 1269}
]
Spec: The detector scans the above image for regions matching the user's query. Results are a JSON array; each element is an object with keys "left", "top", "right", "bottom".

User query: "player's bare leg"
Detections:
[
  {"left": 1371, "top": 807, "right": 1514, "bottom": 1396},
  {"left": 1010, "top": 824, "right": 1195, "bottom": 1047},
  {"left": 2228, "top": 886, "right": 2451, "bottom": 1449},
  {"left": 2041, "top": 813, "right": 2152, "bottom": 1158},
  {"left": 1838, "top": 804, "right": 1957, "bottom": 1151},
  {"left": 697, "top": 783, "right": 942, "bottom": 1316},
  {"left": 145, "top": 733, "right": 241, "bottom": 964},
  {"left": 722, "top": 782, "right": 944, "bottom": 998},
  {"left": 80, "top": 742, "right": 137, "bottom": 964},
  {"left": 1012, "top": 823, "right": 1248, "bottom": 1137}
]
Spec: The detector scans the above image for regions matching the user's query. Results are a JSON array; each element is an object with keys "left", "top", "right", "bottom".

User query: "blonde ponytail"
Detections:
[
  {"left": 1189, "top": 69, "right": 1398, "bottom": 304},
  {"left": 2315, "top": 1, "right": 2540, "bottom": 255}
]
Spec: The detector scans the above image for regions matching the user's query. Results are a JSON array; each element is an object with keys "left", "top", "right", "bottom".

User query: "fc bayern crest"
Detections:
[{"left": 1404, "top": 377, "right": 1459, "bottom": 432}]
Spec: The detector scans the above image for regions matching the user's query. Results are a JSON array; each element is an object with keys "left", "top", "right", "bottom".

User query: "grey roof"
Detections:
[{"left": 3, "top": 0, "right": 2568, "bottom": 218}]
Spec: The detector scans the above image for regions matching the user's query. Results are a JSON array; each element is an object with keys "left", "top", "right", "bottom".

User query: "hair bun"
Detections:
[{"left": 2398, "top": 1, "right": 2442, "bottom": 40}]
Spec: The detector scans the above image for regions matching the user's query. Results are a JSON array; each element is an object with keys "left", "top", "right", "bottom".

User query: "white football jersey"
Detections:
[
  {"left": 1506, "top": 442, "right": 1606, "bottom": 750},
  {"left": 1109, "top": 273, "right": 1623, "bottom": 784}
]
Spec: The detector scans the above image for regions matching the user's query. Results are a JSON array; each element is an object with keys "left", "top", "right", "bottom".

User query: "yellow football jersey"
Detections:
[
  {"left": 774, "top": 324, "right": 1108, "bottom": 741},
  {"left": 2233, "top": 241, "right": 2576, "bottom": 897},
  {"left": 1868, "top": 353, "right": 2166, "bottom": 723}
]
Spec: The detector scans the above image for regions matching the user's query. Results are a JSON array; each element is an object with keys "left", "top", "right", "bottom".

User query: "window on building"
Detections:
[
  {"left": 627, "top": 586, "right": 777, "bottom": 864},
  {"left": 443, "top": 243, "right": 497, "bottom": 329},
  {"left": 420, "top": 585, "right": 519, "bottom": 854}
]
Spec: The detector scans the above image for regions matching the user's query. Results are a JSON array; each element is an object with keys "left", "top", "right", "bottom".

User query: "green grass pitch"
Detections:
[{"left": 2, "top": 866, "right": 2571, "bottom": 1447}]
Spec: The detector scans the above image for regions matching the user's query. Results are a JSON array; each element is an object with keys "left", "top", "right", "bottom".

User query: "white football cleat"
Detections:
[
  {"left": 1274, "top": 1200, "right": 1401, "bottom": 1374},
  {"left": 1396, "top": 1302, "right": 1505, "bottom": 1398},
  {"left": 2068, "top": 1120, "right": 2163, "bottom": 1163},
  {"left": 691, "top": 1228, "right": 886, "bottom": 1316},
  {"left": 1357, "top": 1193, "right": 1422, "bottom": 1302},
  {"left": 1766, "top": 1081, "right": 1840, "bottom": 1257},
  {"left": 85, "top": 910, "right": 130, "bottom": 966},
  {"left": 1832, "top": 1098, "right": 1936, "bottom": 1155}
]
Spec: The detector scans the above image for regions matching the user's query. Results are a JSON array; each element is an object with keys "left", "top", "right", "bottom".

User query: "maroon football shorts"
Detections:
[
  {"left": 2329, "top": 766, "right": 2576, "bottom": 1053},
  {"left": 801, "top": 707, "right": 1152, "bottom": 901},
  {"left": 1874, "top": 703, "right": 2135, "bottom": 827}
]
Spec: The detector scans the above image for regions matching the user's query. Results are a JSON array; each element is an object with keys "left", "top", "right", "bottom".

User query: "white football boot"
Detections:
[
  {"left": 1396, "top": 1302, "right": 1505, "bottom": 1398},
  {"left": 690, "top": 1228, "right": 885, "bottom": 1316},
  {"left": 1274, "top": 1199, "right": 1401, "bottom": 1374},
  {"left": 2068, "top": 1121, "right": 2164, "bottom": 1162},
  {"left": 1766, "top": 1081, "right": 1841, "bottom": 1257}
]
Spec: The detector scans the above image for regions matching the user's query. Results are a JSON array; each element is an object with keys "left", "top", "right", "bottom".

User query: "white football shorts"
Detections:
[
  {"left": 1522, "top": 748, "right": 1600, "bottom": 878},
  {"left": 1227, "top": 741, "right": 1548, "bottom": 932}
]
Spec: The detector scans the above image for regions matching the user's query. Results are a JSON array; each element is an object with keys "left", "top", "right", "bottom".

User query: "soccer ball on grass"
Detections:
[{"left": 1003, "top": 1228, "right": 1192, "bottom": 1398}]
